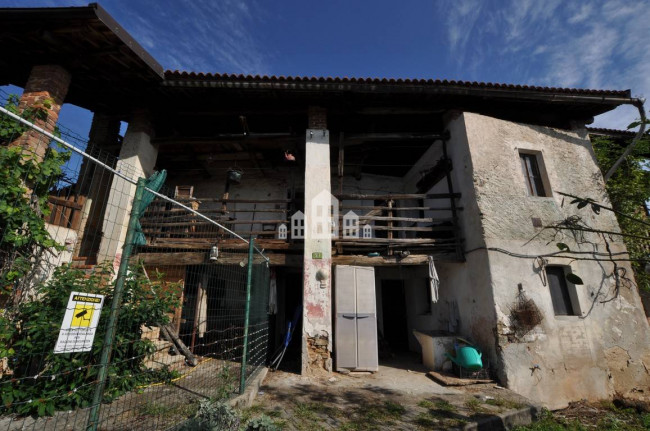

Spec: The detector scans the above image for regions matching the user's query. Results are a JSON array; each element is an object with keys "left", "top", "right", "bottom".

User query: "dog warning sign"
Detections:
[{"left": 54, "top": 292, "right": 105, "bottom": 354}]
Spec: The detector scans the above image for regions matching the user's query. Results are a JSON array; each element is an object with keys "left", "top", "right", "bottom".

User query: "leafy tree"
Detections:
[{"left": 591, "top": 124, "right": 650, "bottom": 292}]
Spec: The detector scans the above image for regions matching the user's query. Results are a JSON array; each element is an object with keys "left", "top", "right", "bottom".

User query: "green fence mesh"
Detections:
[{"left": 0, "top": 90, "right": 271, "bottom": 431}]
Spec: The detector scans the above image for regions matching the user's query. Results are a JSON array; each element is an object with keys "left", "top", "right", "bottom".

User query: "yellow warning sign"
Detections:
[
  {"left": 71, "top": 304, "right": 94, "bottom": 328},
  {"left": 55, "top": 291, "right": 105, "bottom": 353}
]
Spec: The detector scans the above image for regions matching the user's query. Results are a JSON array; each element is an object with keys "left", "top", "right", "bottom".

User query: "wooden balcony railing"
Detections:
[
  {"left": 334, "top": 192, "right": 463, "bottom": 258},
  {"left": 139, "top": 193, "right": 463, "bottom": 259},
  {"left": 139, "top": 197, "right": 291, "bottom": 249},
  {"left": 47, "top": 194, "right": 87, "bottom": 231}
]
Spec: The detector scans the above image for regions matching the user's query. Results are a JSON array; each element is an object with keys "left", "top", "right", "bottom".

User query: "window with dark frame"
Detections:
[
  {"left": 520, "top": 152, "right": 547, "bottom": 196},
  {"left": 546, "top": 266, "right": 577, "bottom": 316}
]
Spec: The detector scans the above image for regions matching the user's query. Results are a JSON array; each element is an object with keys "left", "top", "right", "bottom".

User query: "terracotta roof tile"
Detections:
[{"left": 163, "top": 70, "right": 630, "bottom": 97}]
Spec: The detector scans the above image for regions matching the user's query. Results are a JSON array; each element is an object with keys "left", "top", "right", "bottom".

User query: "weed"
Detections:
[
  {"left": 485, "top": 397, "right": 525, "bottom": 410},
  {"left": 245, "top": 414, "right": 281, "bottom": 431},
  {"left": 465, "top": 398, "right": 488, "bottom": 415},
  {"left": 294, "top": 402, "right": 319, "bottom": 422},
  {"left": 382, "top": 401, "right": 406, "bottom": 418},
  {"left": 415, "top": 412, "right": 438, "bottom": 428},
  {"left": 434, "top": 400, "right": 458, "bottom": 413}
]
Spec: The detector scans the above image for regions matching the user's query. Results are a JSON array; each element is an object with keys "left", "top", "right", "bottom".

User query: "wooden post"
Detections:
[
  {"left": 387, "top": 199, "right": 394, "bottom": 255},
  {"left": 338, "top": 132, "right": 345, "bottom": 195},
  {"left": 442, "top": 139, "right": 462, "bottom": 260}
]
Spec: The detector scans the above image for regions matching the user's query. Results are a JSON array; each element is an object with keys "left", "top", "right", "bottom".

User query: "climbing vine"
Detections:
[{"left": 0, "top": 95, "right": 70, "bottom": 303}]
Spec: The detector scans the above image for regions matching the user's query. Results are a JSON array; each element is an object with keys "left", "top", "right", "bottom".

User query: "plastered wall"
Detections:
[{"left": 460, "top": 111, "right": 650, "bottom": 408}]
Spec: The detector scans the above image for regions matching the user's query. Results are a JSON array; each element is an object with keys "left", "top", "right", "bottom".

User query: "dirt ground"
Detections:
[{"left": 244, "top": 364, "right": 536, "bottom": 430}]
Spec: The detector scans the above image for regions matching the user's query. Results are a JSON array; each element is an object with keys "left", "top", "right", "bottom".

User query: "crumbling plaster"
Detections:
[{"left": 460, "top": 112, "right": 650, "bottom": 408}]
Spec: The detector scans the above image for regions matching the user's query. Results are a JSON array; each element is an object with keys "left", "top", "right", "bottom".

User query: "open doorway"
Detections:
[
  {"left": 379, "top": 280, "right": 410, "bottom": 355},
  {"left": 269, "top": 268, "right": 303, "bottom": 374}
]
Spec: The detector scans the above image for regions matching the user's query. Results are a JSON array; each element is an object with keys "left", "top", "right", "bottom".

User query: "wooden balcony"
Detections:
[
  {"left": 135, "top": 192, "right": 463, "bottom": 265},
  {"left": 334, "top": 192, "right": 463, "bottom": 261}
]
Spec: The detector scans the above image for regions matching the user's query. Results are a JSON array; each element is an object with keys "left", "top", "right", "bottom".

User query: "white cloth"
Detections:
[
  {"left": 269, "top": 272, "right": 278, "bottom": 315},
  {"left": 427, "top": 255, "right": 439, "bottom": 304}
]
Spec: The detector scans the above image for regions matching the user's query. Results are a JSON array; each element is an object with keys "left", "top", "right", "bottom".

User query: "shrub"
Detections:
[
  {"left": 178, "top": 399, "right": 240, "bottom": 431},
  {"left": 0, "top": 263, "right": 180, "bottom": 416},
  {"left": 245, "top": 414, "right": 280, "bottom": 431}
]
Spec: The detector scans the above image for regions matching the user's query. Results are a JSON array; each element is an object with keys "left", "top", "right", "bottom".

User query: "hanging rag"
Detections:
[
  {"left": 269, "top": 270, "right": 278, "bottom": 315},
  {"left": 427, "top": 255, "right": 440, "bottom": 304}
]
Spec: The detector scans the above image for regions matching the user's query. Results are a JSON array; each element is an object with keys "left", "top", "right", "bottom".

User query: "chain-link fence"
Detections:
[{"left": 0, "top": 91, "right": 270, "bottom": 430}]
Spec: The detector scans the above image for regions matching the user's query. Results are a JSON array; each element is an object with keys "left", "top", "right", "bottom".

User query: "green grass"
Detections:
[
  {"left": 513, "top": 407, "right": 650, "bottom": 431},
  {"left": 465, "top": 398, "right": 488, "bottom": 415},
  {"left": 414, "top": 412, "right": 438, "bottom": 428},
  {"left": 485, "top": 397, "right": 525, "bottom": 411},
  {"left": 337, "top": 401, "right": 406, "bottom": 430},
  {"left": 419, "top": 399, "right": 458, "bottom": 412}
]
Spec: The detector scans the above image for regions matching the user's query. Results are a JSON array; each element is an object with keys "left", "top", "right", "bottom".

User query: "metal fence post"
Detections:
[
  {"left": 87, "top": 178, "right": 146, "bottom": 431},
  {"left": 239, "top": 237, "right": 255, "bottom": 394}
]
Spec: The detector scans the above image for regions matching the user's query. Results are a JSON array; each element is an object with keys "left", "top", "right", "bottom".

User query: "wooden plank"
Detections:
[
  {"left": 416, "top": 158, "right": 453, "bottom": 192},
  {"left": 142, "top": 238, "right": 295, "bottom": 251},
  {"left": 335, "top": 193, "right": 460, "bottom": 200},
  {"left": 356, "top": 215, "right": 446, "bottom": 223},
  {"left": 332, "top": 254, "right": 429, "bottom": 266},
  {"left": 370, "top": 225, "right": 452, "bottom": 232},
  {"left": 132, "top": 252, "right": 301, "bottom": 266},
  {"left": 47, "top": 195, "right": 85, "bottom": 210},
  {"left": 340, "top": 205, "right": 459, "bottom": 211},
  {"left": 335, "top": 238, "right": 443, "bottom": 244},
  {"left": 141, "top": 219, "right": 287, "bottom": 227},
  {"left": 141, "top": 213, "right": 285, "bottom": 223},
  {"left": 69, "top": 196, "right": 86, "bottom": 230},
  {"left": 143, "top": 208, "right": 288, "bottom": 217}
]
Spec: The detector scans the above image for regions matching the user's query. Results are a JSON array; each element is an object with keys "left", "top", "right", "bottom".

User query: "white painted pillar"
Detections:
[
  {"left": 97, "top": 112, "right": 157, "bottom": 270},
  {"left": 302, "top": 119, "right": 333, "bottom": 373}
]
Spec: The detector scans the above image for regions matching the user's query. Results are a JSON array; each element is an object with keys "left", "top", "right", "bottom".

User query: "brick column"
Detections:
[
  {"left": 302, "top": 106, "right": 333, "bottom": 374},
  {"left": 9, "top": 65, "right": 71, "bottom": 160},
  {"left": 97, "top": 110, "right": 158, "bottom": 270}
]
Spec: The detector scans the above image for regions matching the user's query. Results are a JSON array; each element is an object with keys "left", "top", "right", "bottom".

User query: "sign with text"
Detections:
[{"left": 54, "top": 292, "right": 105, "bottom": 354}]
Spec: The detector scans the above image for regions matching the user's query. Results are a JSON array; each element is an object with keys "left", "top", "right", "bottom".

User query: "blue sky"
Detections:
[{"left": 1, "top": 0, "right": 649, "bottom": 138}]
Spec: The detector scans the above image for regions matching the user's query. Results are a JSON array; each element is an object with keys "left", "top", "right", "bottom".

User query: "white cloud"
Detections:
[
  {"left": 438, "top": 0, "right": 650, "bottom": 130},
  {"left": 109, "top": 0, "right": 270, "bottom": 75},
  {"left": 567, "top": 4, "right": 593, "bottom": 23}
]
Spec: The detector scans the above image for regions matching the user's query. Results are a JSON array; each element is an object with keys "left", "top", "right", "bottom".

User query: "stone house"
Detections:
[{"left": 1, "top": 4, "right": 649, "bottom": 409}]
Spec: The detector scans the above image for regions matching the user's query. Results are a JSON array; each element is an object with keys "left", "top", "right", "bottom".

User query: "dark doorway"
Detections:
[
  {"left": 270, "top": 269, "right": 303, "bottom": 374},
  {"left": 380, "top": 280, "right": 409, "bottom": 352}
]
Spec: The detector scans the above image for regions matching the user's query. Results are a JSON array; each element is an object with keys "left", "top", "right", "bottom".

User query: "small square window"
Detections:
[
  {"left": 520, "top": 152, "right": 549, "bottom": 197},
  {"left": 546, "top": 266, "right": 580, "bottom": 316}
]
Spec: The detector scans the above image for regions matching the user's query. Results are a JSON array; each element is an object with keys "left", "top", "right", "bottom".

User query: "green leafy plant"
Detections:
[
  {"left": 0, "top": 263, "right": 180, "bottom": 416},
  {"left": 245, "top": 414, "right": 280, "bottom": 431},
  {"left": 178, "top": 399, "right": 241, "bottom": 431},
  {"left": 0, "top": 94, "right": 69, "bottom": 300},
  {"left": 591, "top": 130, "right": 650, "bottom": 292}
]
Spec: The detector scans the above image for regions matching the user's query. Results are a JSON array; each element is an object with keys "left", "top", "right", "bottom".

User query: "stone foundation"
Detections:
[{"left": 306, "top": 335, "right": 332, "bottom": 372}]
